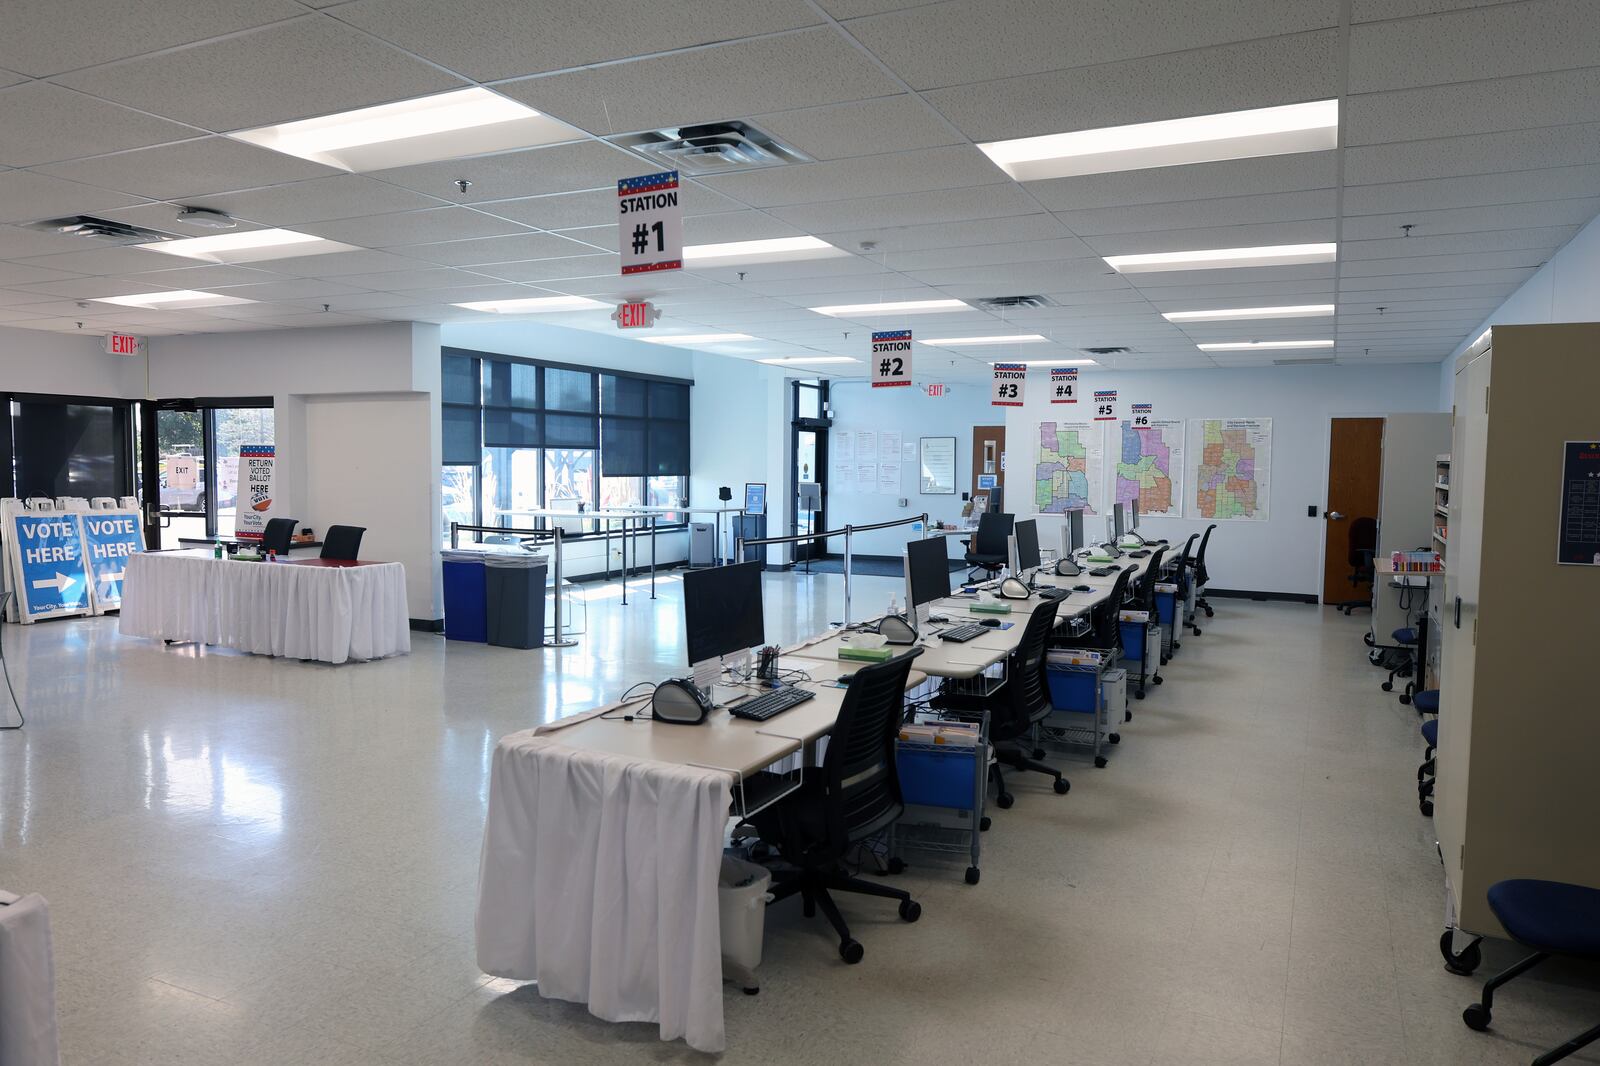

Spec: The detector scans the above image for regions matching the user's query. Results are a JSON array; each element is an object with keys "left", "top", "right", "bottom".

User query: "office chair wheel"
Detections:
[
  {"left": 979, "top": 816, "right": 991, "bottom": 832},
  {"left": 898, "top": 899, "right": 921, "bottom": 923},
  {"left": 1382, "top": 680, "right": 1394, "bottom": 692},
  {"left": 1203, "top": 606, "right": 1213, "bottom": 617},
  {"left": 1109, "top": 733, "right": 1121, "bottom": 744},
  {"left": 1192, "top": 626, "right": 1202, "bottom": 636},
  {"left": 1094, "top": 756, "right": 1108, "bottom": 769},
  {"left": 965, "top": 866, "right": 981, "bottom": 886},
  {"left": 996, "top": 792, "right": 1014, "bottom": 809},
  {"left": 1462, "top": 1003, "right": 1491, "bottom": 1031},
  {"left": 1154, "top": 674, "right": 1164, "bottom": 685},
  {"left": 885, "top": 857, "right": 907, "bottom": 875},
  {"left": 1031, "top": 747, "right": 1046, "bottom": 759},
  {"left": 1135, "top": 689, "right": 1146, "bottom": 700},
  {"left": 1420, "top": 798, "right": 1433, "bottom": 816},
  {"left": 1124, "top": 710, "right": 1132, "bottom": 722},
  {"left": 839, "top": 939, "right": 864, "bottom": 964},
  {"left": 1440, "top": 932, "right": 1483, "bottom": 975},
  {"left": 1053, "top": 778, "right": 1070, "bottom": 794}
]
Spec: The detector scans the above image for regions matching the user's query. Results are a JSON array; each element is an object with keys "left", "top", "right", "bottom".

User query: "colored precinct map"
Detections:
[
  {"left": 1115, "top": 418, "right": 1184, "bottom": 517},
  {"left": 1036, "top": 421, "right": 1103, "bottom": 514},
  {"left": 1187, "top": 418, "right": 1272, "bottom": 521}
]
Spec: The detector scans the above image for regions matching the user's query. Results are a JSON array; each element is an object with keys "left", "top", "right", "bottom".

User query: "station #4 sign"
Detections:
[
  {"left": 10, "top": 513, "right": 90, "bottom": 620},
  {"left": 618, "top": 171, "right": 683, "bottom": 275}
]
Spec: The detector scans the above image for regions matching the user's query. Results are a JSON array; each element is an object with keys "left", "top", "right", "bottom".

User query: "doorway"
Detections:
[
  {"left": 1321, "top": 417, "right": 1384, "bottom": 605},
  {"left": 790, "top": 380, "right": 831, "bottom": 563},
  {"left": 971, "top": 425, "right": 1006, "bottom": 512},
  {"left": 138, "top": 398, "right": 274, "bottom": 549}
]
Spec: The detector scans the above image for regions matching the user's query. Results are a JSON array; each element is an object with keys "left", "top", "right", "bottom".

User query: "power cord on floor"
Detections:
[{"left": 0, "top": 593, "right": 22, "bottom": 730}]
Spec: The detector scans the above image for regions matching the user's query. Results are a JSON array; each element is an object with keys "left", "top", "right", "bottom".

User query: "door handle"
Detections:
[
  {"left": 1323, "top": 511, "right": 1345, "bottom": 520},
  {"left": 1454, "top": 596, "right": 1461, "bottom": 628}
]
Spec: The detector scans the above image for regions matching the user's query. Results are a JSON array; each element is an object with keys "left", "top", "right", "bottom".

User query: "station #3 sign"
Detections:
[
  {"left": 618, "top": 171, "right": 683, "bottom": 275},
  {"left": 10, "top": 513, "right": 90, "bottom": 619}
]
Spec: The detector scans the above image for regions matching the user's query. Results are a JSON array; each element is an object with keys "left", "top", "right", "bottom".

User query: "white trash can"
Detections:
[{"left": 718, "top": 855, "right": 772, "bottom": 972}]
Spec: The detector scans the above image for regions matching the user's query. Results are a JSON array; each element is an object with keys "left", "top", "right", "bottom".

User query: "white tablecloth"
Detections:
[
  {"left": 0, "top": 890, "right": 60, "bottom": 1066},
  {"left": 118, "top": 551, "right": 410, "bottom": 664},
  {"left": 476, "top": 731, "right": 732, "bottom": 1053}
]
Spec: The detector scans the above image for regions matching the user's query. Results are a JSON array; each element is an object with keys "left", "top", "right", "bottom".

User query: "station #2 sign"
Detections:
[
  {"left": 871, "top": 330, "right": 913, "bottom": 387},
  {"left": 11, "top": 513, "right": 90, "bottom": 619},
  {"left": 618, "top": 171, "right": 683, "bottom": 275}
]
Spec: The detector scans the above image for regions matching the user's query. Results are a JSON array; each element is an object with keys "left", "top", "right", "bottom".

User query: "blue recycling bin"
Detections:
[{"left": 442, "top": 553, "right": 487, "bottom": 643}]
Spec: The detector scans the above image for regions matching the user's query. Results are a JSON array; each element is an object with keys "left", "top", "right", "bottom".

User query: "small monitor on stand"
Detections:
[
  {"left": 1065, "top": 509, "right": 1085, "bottom": 554},
  {"left": 1010, "top": 518, "right": 1042, "bottom": 584},
  {"left": 1112, "top": 502, "right": 1126, "bottom": 543},
  {"left": 1129, "top": 497, "right": 1140, "bottom": 533},
  {"left": 904, "top": 536, "right": 952, "bottom": 627},
  {"left": 683, "top": 561, "right": 765, "bottom": 699}
]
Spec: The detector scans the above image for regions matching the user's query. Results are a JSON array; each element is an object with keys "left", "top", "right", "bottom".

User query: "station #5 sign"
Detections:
[
  {"left": 12, "top": 513, "right": 90, "bottom": 618},
  {"left": 618, "top": 171, "right": 683, "bottom": 275}
]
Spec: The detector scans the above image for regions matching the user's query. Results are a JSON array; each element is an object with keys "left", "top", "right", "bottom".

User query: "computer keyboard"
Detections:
[
  {"left": 1088, "top": 567, "right": 1113, "bottom": 577},
  {"left": 1036, "top": 587, "right": 1069, "bottom": 601},
  {"left": 729, "top": 686, "right": 816, "bottom": 722},
  {"left": 1128, "top": 549, "right": 1150, "bottom": 558},
  {"left": 939, "top": 622, "right": 989, "bottom": 643}
]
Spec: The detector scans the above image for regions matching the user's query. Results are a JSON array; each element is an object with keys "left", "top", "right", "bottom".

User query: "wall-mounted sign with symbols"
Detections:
[
  {"left": 618, "top": 171, "right": 683, "bottom": 275},
  {"left": 1130, "top": 402, "right": 1153, "bottom": 428},
  {"left": 870, "top": 330, "right": 913, "bottom": 388},
  {"left": 1093, "top": 389, "right": 1120, "bottom": 421},
  {"left": 991, "top": 363, "right": 1026, "bottom": 406},
  {"left": 1049, "top": 367, "right": 1078, "bottom": 403}
]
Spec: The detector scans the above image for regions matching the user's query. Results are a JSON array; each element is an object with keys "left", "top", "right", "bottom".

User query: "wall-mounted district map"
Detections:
[
  {"left": 1115, "top": 418, "right": 1184, "bottom": 517},
  {"left": 1186, "top": 418, "right": 1272, "bottom": 521},
  {"left": 1036, "top": 421, "right": 1104, "bottom": 515}
]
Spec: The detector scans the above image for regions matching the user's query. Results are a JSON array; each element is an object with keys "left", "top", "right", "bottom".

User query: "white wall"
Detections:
[
  {"left": 0, "top": 325, "right": 147, "bottom": 398},
  {"left": 997, "top": 363, "right": 1441, "bottom": 597},
  {"left": 441, "top": 319, "right": 693, "bottom": 380},
  {"left": 688, "top": 352, "right": 788, "bottom": 565},
  {"left": 1438, "top": 211, "right": 1600, "bottom": 409},
  {"left": 1378, "top": 413, "right": 1452, "bottom": 560}
]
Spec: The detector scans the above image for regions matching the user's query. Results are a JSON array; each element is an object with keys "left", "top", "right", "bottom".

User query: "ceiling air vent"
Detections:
[
  {"left": 609, "top": 121, "right": 810, "bottom": 174},
  {"left": 23, "top": 215, "right": 176, "bottom": 245},
  {"left": 1272, "top": 357, "right": 1336, "bottom": 365},
  {"left": 1083, "top": 346, "right": 1131, "bottom": 356},
  {"left": 976, "top": 294, "right": 1054, "bottom": 310}
]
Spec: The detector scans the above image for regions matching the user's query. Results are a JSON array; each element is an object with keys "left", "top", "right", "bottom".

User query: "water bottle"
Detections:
[
  {"left": 887, "top": 593, "right": 899, "bottom": 618},
  {"left": 213, "top": 538, "right": 223, "bottom": 559}
]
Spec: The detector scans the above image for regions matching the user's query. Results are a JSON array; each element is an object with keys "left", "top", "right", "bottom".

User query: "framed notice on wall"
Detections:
[{"left": 919, "top": 436, "right": 956, "bottom": 494}]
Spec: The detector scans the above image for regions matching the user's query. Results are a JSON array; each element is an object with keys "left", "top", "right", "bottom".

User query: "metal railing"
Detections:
[
  {"left": 448, "top": 522, "right": 578, "bottom": 648},
  {"left": 737, "top": 512, "right": 929, "bottom": 626}
]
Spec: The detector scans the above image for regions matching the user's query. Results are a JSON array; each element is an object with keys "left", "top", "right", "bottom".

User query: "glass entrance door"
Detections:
[
  {"left": 139, "top": 400, "right": 274, "bottom": 550},
  {"left": 790, "top": 380, "right": 831, "bottom": 563}
]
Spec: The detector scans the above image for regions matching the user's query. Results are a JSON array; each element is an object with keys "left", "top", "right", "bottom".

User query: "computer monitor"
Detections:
[
  {"left": 904, "top": 536, "right": 951, "bottom": 624},
  {"left": 1064, "top": 509, "right": 1085, "bottom": 554},
  {"left": 1011, "top": 518, "right": 1041, "bottom": 578},
  {"left": 1129, "top": 497, "right": 1140, "bottom": 531},
  {"left": 1112, "top": 502, "right": 1126, "bottom": 542},
  {"left": 684, "top": 561, "right": 764, "bottom": 672}
]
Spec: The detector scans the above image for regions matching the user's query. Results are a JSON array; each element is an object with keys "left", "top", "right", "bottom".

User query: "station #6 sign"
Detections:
[
  {"left": 11, "top": 513, "right": 90, "bottom": 619},
  {"left": 80, "top": 512, "right": 144, "bottom": 608}
]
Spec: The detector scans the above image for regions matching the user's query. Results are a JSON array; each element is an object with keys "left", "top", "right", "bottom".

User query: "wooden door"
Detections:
[
  {"left": 970, "top": 425, "right": 1005, "bottom": 512},
  {"left": 1321, "top": 417, "right": 1385, "bottom": 604}
]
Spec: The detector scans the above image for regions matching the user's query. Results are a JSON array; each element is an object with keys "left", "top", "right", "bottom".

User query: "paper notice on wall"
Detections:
[
  {"left": 881, "top": 430, "right": 902, "bottom": 458},
  {"left": 857, "top": 431, "right": 877, "bottom": 463},
  {"left": 235, "top": 444, "right": 275, "bottom": 543},
  {"left": 833, "top": 432, "right": 853, "bottom": 464},
  {"left": 858, "top": 464, "right": 876, "bottom": 488},
  {"left": 902, "top": 442, "right": 917, "bottom": 462},
  {"left": 879, "top": 462, "right": 901, "bottom": 495},
  {"left": 832, "top": 459, "right": 855, "bottom": 492}
]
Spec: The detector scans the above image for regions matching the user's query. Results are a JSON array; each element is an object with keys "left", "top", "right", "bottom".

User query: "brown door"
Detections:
[
  {"left": 1322, "top": 417, "right": 1385, "bottom": 604},
  {"left": 971, "top": 425, "right": 1006, "bottom": 512}
]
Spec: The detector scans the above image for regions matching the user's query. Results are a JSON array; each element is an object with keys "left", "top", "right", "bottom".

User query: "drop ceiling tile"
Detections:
[
  {"left": 370, "top": 140, "right": 637, "bottom": 203},
  {"left": 1340, "top": 248, "right": 1548, "bottom": 277},
  {"left": 193, "top": 174, "right": 443, "bottom": 225},
  {"left": 1342, "top": 225, "right": 1579, "bottom": 260},
  {"left": 1027, "top": 152, "right": 1336, "bottom": 213},
  {"left": 392, "top": 231, "right": 601, "bottom": 266},
  {"left": 817, "top": 213, "right": 1072, "bottom": 254},
  {"left": 245, "top": 248, "right": 426, "bottom": 277},
  {"left": 495, "top": 29, "right": 901, "bottom": 135},
  {"left": 739, "top": 273, "right": 934, "bottom": 298},
  {"left": 0, "top": 69, "right": 25, "bottom": 89},
  {"left": 698, "top": 145, "right": 1006, "bottom": 209},
  {"left": 1081, "top": 219, "right": 1337, "bottom": 256},
  {"left": 1340, "top": 197, "right": 1600, "bottom": 240},
  {"left": 275, "top": 291, "right": 421, "bottom": 312},
  {"left": 1348, "top": 0, "right": 1600, "bottom": 93},
  {"left": 0, "top": 224, "right": 105, "bottom": 259},
  {"left": 846, "top": 0, "right": 1337, "bottom": 90},
  {"left": 1335, "top": 283, "right": 1520, "bottom": 302},
  {"left": 300, "top": 207, "right": 533, "bottom": 247},
  {"left": 0, "top": 169, "right": 145, "bottom": 224},
  {"left": 333, "top": 0, "right": 820, "bottom": 82},
  {"left": 748, "top": 95, "right": 960, "bottom": 161},
  {"left": 1127, "top": 278, "right": 1336, "bottom": 302},
  {"left": 770, "top": 182, "right": 1039, "bottom": 232},
  {"left": 95, "top": 202, "right": 274, "bottom": 238},
  {"left": 250, "top": 311, "right": 383, "bottom": 327},
  {"left": 203, "top": 278, "right": 368, "bottom": 302},
  {"left": 926, "top": 30, "right": 1339, "bottom": 142},
  {"left": 678, "top": 211, "right": 805, "bottom": 246},
  {"left": 470, "top": 184, "right": 744, "bottom": 233},
  {"left": 691, "top": 254, "right": 885, "bottom": 284},
  {"left": 30, "top": 136, "right": 336, "bottom": 200},
  {"left": 544, "top": 272, "right": 718, "bottom": 297},
  {"left": 330, "top": 267, "right": 507, "bottom": 291},
  {"left": 380, "top": 283, "right": 536, "bottom": 303},
  {"left": 477, "top": 254, "right": 618, "bottom": 283},
  {"left": 53, "top": 17, "right": 466, "bottom": 130},
  {"left": 1345, "top": 125, "right": 1600, "bottom": 187},
  {"left": 1123, "top": 262, "right": 1336, "bottom": 289},
  {"left": 0, "top": 84, "right": 205, "bottom": 168},
  {"left": 1343, "top": 166, "right": 1600, "bottom": 216},
  {"left": 0, "top": 0, "right": 305, "bottom": 78},
  {"left": 1056, "top": 189, "right": 1337, "bottom": 236},
  {"left": 7, "top": 276, "right": 164, "bottom": 300},
  {"left": 12, "top": 246, "right": 185, "bottom": 276},
  {"left": 119, "top": 264, "right": 285, "bottom": 288},
  {"left": 878, "top": 237, "right": 1098, "bottom": 272},
  {"left": 1339, "top": 267, "right": 1537, "bottom": 290},
  {"left": 1346, "top": 67, "right": 1600, "bottom": 147},
  {"left": 0, "top": 288, "right": 62, "bottom": 307},
  {"left": 0, "top": 260, "right": 84, "bottom": 286}
]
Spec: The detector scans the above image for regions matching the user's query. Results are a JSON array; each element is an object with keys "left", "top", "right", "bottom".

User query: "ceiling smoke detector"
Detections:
[
  {"left": 975, "top": 294, "right": 1055, "bottom": 310},
  {"left": 174, "top": 207, "right": 236, "bottom": 230},
  {"left": 23, "top": 215, "right": 176, "bottom": 245},
  {"left": 609, "top": 121, "right": 810, "bottom": 174}
]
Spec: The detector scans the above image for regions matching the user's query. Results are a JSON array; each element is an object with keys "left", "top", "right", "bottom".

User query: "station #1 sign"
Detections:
[
  {"left": 871, "top": 330, "right": 913, "bottom": 388},
  {"left": 618, "top": 171, "right": 683, "bottom": 275},
  {"left": 11, "top": 513, "right": 90, "bottom": 619}
]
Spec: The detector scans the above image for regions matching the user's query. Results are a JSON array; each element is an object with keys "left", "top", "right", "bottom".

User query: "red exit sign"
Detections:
[
  {"left": 612, "top": 301, "right": 658, "bottom": 329},
  {"left": 103, "top": 333, "right": 146, "bottom": 356},
  {"left": 923, "top": 382, "right": 947, "bottom": 397}
]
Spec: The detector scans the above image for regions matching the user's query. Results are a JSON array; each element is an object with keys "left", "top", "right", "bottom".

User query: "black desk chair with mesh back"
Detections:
[
  {"left": 320, "top": 525, "right": 366, "bottom": 561},
  {"left": 1337, "top": 516, "right": 1378, "bottom": 615},
  {"left": 963, "top": 512, "right": 1013, "bottom": 582},
  {"left": 747, "top": 649, "right": 924, "bottom": 964},
  {"left": 1130, "top": 545, "right": 1168, "bottom": 694},
  {"left": 1190, "top": 523, "right": 1217, "bottom": 633},
  {"left": 1170, "top": 532, "right": 1199, "bottom": 654},
  {"left": 261, "top": 517, "right": 297, "bottom": 557}
]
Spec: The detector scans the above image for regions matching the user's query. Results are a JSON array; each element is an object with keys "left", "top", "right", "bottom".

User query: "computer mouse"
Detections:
[
  {"left": 1074, "top": 585, "right": 1094, "bottom": 592},
  {"left": 980, "top": 617, "right": 1001, "bottom": 627}
]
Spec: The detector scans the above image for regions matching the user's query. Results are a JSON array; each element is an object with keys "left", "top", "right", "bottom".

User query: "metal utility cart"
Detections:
[
  {"left": 889, "top": 702, "right": 991, "bottom": 886},
  {"left": 1041, "top": 648, "right": 1120, "bottom": 768}
]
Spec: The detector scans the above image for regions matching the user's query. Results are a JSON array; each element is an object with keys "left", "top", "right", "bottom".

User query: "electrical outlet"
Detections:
[{"left": 1307, "top": 505, "right": 1317, "bottom": 517}]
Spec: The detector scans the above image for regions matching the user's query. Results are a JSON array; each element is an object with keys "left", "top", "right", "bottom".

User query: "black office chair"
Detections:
[
  {"left": 935, "top": 599, "right": 1069, "bottom": 809},
  {"left": 962, "top": 512, "right": 1013, "bottom": 582},
  {"left": 1170, "top": 532, "right": 1199, "bottom": 654},
  {"left": 1130, "top": 546, "right": 1168, "bottom": 693},
  {"left": 748, "top": 649, "right": 923, "bottom": 964},
  {"left": 1190, "top": 523, "right": 1217, "bottom": 633},
  {"left": 261, "top": 517, "right": 297, "bottom": 557},
  {"left": 320, "top": 525, "right": 366, "bottom": 561},
  {"left": 1336, "top": 516, "right": 1378, "bottom": 615}
]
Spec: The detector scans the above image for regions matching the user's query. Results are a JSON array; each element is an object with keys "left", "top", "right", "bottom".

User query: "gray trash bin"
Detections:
[{"left": 485, "top": 553, "right": 548, "bottom": 649}]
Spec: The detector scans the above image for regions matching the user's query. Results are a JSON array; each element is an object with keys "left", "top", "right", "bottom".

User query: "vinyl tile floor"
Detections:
[{"left": 2, "top": 570, "right": 1596, "bottom": 1065}]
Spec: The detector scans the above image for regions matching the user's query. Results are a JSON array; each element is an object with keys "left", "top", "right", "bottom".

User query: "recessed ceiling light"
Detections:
[
  {"left": 921, "top": 334, "right": 1048, "bottom": 346},
  {"left": 637, "top": 333, "right": 755, "bottom": 345},
  {"left": 1163, "top": 304, "right": 1335, "bottom": 322},
  {"left": 138, "top": 228, "right": 357, "bottom": 264},
  {"left": 452, "top": 295, "right": 609, "bottom": 313},
  {"left": 979, "top": 99, "right": 1338, "bottom": 181},
  {"left": 808, "top": 299, "right": 968, "bottom": 317},
  {"left": 1104, "top": 243, "right": 1336, "bottom": 273},
  {"left": 989, "top": 359, "right": 1098, "bottom": 367},
  {"left": 91, "top": 289, "right": 253, "bottom": 310},
  {"left": 228, "top": 87, "right": 578, "bottom": 172},
  {"left": 1196, "top": 340, "right": 1335, "bottom": 351},
  {"left": 757, "top": 356, "right": 859, "bottom": 365},
  {"left": 683, "top": 236, "right": 845, "bottom": 264}
]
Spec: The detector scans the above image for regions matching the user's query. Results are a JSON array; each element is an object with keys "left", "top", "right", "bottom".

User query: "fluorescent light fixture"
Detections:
[
  {"left": 809, "top": 299, "right": 968, "bottom": 317},
  {"left": 990, "top": 359, "right": 1098, "bottom": 367},
  {"left": 228, "top": 87, "right": 578, "bottom": 172},
  {"left": 452, "top": 295, "right": 608, "bottom": 313},
  {"left": 757, "top": 356, "right": 859, "bottom": 365},
  {"left": 91, "top": 289, "right": 253, "bottom": 310},
  {"left": 637, "top": 333, "right": 755, "bottom": 345},
  {"left": 139, "top": 228, "right": 356, "bottom": 264},
  {"left": 1163, "top": 304, "right": 1334, "bottom": 322},
  {"left": 1105, "top": 243, "right": 1336, "bottom": 273},
  {"left": 1196, "top": 339, "right": 1335, "bottom": 351},
  {"left": 683, "top": 236, "right": 845, "bottom": 265},
  {"left": 979, "top": 99, "right": 1338, "bottom": 181},
  {"left": 921, "top": 334, "right": 1048, "bottom": 346}
]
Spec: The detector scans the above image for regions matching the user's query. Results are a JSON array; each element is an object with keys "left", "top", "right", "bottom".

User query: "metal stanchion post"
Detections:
[
  {"left": 842, "top": 524, "right": 854, "bottom": 627},
  {"left": 649, "top": 514, "right": 657, "bottom": 599},
  {"left": 548, "top": 526, "right": 578, "bottom": 648},
  {"left": 450, "top": 521, "right": 459, "bottom": 550}
]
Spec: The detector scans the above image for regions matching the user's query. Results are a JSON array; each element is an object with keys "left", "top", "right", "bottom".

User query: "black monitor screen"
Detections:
[
  {"left": 1067, "top": 510, "right": 1084, "bottom": 553},
  {"left": 684, "top": 561, "right": 764, "bottom": 666},
  {"left": 1013, "top": 518, "right": 1041, "bottom": 573},
  {"left": 1130, "top": 498, "right": 1140, "bottom": 529},
  {"left": 1113, "top": 503, "right": 1126, "bottom": 541},
  {"left": 905, "top": 536, "right": 951, "bottom": 609}
]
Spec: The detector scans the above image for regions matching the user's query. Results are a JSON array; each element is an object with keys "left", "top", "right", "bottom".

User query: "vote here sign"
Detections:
[{"left": 10, "top": 513, "right": 90, "bottom": 620}]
